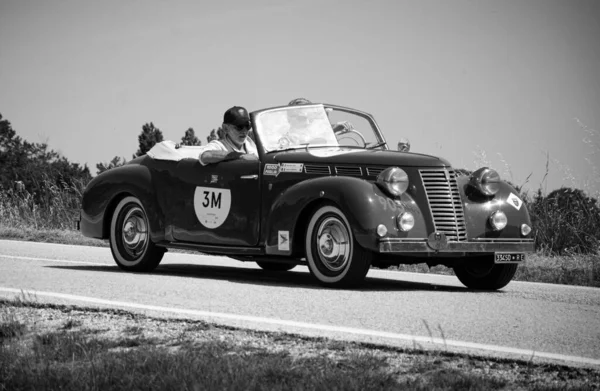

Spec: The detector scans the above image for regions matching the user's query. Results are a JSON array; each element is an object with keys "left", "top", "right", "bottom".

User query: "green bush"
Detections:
[{"left": 525, "top": 187, "right": 600, "bottom": 255}]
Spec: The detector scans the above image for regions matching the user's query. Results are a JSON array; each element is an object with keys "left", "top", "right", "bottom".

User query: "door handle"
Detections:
[{"left": 240, "top": 174, "right": 258, "bottom": 180}]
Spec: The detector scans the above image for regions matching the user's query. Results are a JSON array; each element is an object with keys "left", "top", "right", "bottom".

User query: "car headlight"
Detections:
[
  {"left": 397, "top": 212, "right": 415, "bottom": 231},
  {"left": 470, "top": 167, "right": 500, "bottom": 196},
  {"left": 376, "top": 167, "right": 409, "bottom": 197},
  {"left": 489, "top": 211, "right": 507, "bottom": 231}
]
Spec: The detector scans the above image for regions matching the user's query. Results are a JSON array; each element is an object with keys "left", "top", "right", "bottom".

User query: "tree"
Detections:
[
  {"left": 207, "top": 127, "right": 225, "bottom": 143},
  {"left": 0, "top": 112, "right": 91, "bottom": 201},
  {"left": 180, "top": 128, "right": 201, "bottom": 146},
  {"left": 96, "top": 156, "right": 127, "bottom": 175},
  {"left": 134, "top": 122, "right": 164, "bottom": 157},
  {"left": 207, "top": 128, "right": 218, "bottom": 143}
]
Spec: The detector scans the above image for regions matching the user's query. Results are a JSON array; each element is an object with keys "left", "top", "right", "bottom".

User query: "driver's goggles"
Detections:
[{"left": 234, "top": 122, "right": 251, "bottom": 132}]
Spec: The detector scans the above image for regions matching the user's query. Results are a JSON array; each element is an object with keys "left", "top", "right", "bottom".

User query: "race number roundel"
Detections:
[{"left": 193, "top": 187, "right": 232, "bottom": 229}]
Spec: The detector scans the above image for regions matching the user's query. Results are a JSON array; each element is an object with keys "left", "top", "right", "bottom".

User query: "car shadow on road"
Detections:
[{"left": 45, "top": 263, "right": 489, "bottom": 293}]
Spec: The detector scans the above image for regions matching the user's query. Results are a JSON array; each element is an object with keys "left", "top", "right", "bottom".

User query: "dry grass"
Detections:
[
  {"left": 0, "top": 225, "right": 107, "bottom": 247},
  {"left": 0, "top": 178, "right": 86, "bottom": 231},
  {"left": 2, "top": 298, "right": 598, "bottom": 391}
]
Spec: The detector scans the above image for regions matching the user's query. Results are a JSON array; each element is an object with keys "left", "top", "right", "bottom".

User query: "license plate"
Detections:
[{"left": 494, "top": 252, "right": 526, "bottom": 264}]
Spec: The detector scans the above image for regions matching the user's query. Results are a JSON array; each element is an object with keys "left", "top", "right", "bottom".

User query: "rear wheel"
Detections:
[
  {"left": 305, "top": 205, "right": 371, "bottom": 288},
  {"left": 453, "top": 255, "right": 517, "bottom": 290},
  {"left": 109, "top": 196, "right": 165, "bottom": 272}
]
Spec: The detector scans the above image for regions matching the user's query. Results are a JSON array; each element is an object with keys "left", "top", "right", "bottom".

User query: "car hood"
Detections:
[{"left": 270, "top": 148, "right": 451, "bottom": 167}]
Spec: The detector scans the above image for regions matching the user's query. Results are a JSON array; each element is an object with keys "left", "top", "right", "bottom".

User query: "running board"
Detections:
[{"left": 156, "top": 241, "right": 265, "bottom": 256}]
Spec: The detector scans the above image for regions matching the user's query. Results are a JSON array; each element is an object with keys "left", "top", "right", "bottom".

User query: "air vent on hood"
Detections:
[
  {"left": 335, "top": 166, "right": 363, "bottom": 177},
  {"left": 304, "top": 165, "right": 331, "bottom": 175},
  {"left": 366, "top": 167, "right": 385, "bottom": 177}
]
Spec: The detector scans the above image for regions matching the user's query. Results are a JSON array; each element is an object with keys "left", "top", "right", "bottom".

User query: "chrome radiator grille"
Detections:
[{"left": 419, "top": 169, "right": 467, "bottom": 242}]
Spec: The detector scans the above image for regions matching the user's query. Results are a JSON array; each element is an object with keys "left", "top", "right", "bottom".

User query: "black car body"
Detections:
[{"left": 81, "top": 103, "right": 534, "bottom": 288}]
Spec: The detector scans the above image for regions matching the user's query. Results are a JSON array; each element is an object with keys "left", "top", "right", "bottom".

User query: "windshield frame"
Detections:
[{"left": 250, "top": 104, "right": 388, "bottom": 159}]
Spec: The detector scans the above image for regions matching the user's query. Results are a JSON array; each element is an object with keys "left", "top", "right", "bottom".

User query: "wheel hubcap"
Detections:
[
  {"left": 316, "top": 217, "right": 350, "bottom": 272},
  {"left": 121, "top": 206, "right": 148, "bottom": 258}
]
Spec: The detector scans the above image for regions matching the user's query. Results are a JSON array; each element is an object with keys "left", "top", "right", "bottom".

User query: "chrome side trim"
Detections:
[
  {"left": 471, "top": 238, "right": 535, "bottom": 242},
  {"left": 379, "top": 238, "right": 535, "bottom": 253}
]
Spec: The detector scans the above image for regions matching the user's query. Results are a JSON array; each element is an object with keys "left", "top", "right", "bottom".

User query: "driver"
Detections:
[{"left": 198, "top": 106, "right": 258, "bottom": 165}]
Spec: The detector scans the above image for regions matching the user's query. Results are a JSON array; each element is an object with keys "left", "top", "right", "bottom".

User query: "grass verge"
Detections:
[
  {"left": 389, "top": 251, "right": 599, "bottom": 288},
  {"left": 0, "top": 225, "right": 107, "bottom": 247},
  {"left": 1, "top": 297, "right": 598, "bottom": 390},
  {"left": 1, "top": 225, "right": 598, "bottom": 287}
]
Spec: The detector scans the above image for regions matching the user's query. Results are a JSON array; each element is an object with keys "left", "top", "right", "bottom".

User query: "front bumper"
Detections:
[{"left": 379, "top": 234, "right": 535, "bottom": 253}]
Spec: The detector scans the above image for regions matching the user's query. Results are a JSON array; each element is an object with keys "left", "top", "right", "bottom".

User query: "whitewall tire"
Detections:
[
  {"left": 109, "top": 196, "right": 164, "bottom": 272},
  {"left": 305, "top": 205, "right": 371, "bottom": 288}
]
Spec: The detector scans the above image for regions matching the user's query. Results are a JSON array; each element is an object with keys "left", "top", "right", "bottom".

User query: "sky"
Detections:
[{"left": 1, "top": 0, "right": 599, "bottom": 197}]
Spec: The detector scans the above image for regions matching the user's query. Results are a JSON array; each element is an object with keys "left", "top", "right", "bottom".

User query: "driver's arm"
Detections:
[
  {"left": 200, "top": 150, "right": 241, "bottom": 165},
  {"left": 198, "top": 141, "right": 241, "bottom": 165}
]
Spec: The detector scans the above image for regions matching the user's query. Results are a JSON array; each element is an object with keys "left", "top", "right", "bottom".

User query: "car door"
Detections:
[{"left": 171, "top": 158, "right": 261, "bottom": 246}]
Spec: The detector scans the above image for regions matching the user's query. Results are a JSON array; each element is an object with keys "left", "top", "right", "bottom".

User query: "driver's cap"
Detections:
[{"left": 223, "top": 106, "right": 250, "bottom": 127}]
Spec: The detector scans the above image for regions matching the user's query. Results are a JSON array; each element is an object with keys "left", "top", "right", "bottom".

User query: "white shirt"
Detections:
[{"left": 198, "top": 136, "right": 258, "bottom": 166}]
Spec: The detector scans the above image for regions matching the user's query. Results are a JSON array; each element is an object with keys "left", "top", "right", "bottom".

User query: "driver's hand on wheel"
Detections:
[{"left": 332, "top": 121, "right": 354, "bottom": 134}]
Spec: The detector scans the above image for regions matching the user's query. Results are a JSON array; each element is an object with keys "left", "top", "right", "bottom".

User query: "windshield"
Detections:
[
  {"left": 254, "top": 104, "right": 386, "bottom": 153},
  {"left": 255, "top": 105, "right": 337, "bottom": 153}
]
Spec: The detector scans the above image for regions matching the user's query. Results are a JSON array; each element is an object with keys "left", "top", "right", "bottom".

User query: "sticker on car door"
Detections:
[{"left": 193, "top": 187, "right": 232, "bottom": 229}]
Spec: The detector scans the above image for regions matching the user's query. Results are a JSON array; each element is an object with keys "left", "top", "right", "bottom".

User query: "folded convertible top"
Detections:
[{"left": 147, "top": 140, "right": 204, "bottom": 161}]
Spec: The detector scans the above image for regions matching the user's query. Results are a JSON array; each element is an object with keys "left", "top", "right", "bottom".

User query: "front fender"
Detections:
[
  {"left": 80, "top": 162, "right": 165, "bottom": 241},
  {"left": 458, "top": 176, "right": 532, "bottom": 239},
  {"left": 265, "top": 176, "right": 405, "bottom": 254}
]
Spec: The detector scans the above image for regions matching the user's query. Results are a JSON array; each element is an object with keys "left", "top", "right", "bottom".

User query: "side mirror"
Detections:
[{"left": 397, "top": 138, "right": 410, "bottom": 152}]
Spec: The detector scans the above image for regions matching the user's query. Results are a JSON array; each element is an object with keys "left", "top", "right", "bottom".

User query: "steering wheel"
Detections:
[
  {"left": 335, "top": 128, "right": 368, "bottom": 148},
  {"left": 278, "top": 135, "right": 292, "bottom": 148}
]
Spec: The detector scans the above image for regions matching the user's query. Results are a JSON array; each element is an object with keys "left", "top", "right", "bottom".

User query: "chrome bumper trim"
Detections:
[{"left": 379, "top": 238, "right": 535, "bottom": 253}]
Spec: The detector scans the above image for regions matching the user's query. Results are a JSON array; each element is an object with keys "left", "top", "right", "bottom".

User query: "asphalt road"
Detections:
[{"left": 1, "top": 239, "right": 598, "bottom": 367}]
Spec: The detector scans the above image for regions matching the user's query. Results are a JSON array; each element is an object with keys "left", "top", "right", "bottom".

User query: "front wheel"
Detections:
[
  {"left": 305, "top": 205, "right": 372, "bottom": 288},
  {"left": 453, "top": 256, "right": 518, "bottom": 290},
  {"left": 109, "top": 196, "right": 165, "bottom": 272}
]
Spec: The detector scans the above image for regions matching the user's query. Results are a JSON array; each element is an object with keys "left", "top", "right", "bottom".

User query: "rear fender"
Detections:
[{"left": 81, "top": 164, "right": 165, "bottom": 241}]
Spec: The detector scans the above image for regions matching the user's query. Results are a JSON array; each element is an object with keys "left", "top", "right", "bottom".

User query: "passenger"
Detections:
[
  {"left": 288, "top": 97, "right": 312, "bottom": 106},
  {"left": 199, "top": 106, "right": 258, "bottom": 165},
  {"left": 288, "top": 98, "right": 353, "bottom": 134}
]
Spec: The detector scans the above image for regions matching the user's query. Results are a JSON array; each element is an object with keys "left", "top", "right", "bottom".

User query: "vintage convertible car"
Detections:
[{"left": 80, "top": 103, "right": 534, "bottom": 289}]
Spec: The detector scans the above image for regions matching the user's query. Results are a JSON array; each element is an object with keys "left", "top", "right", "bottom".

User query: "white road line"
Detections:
[
  {"left": 0, "top": 254, "right": 107, "bottom": 266},
  {"left": 0, "top": 287, "right": 598, "bottom": 367}
]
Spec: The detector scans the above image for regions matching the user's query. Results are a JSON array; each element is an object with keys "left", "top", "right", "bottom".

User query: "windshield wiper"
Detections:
[
  {"left": 266, "top": 145, "right": 309, "bottom": 154},
  {"left": 267, "top": 143, "right": 341, "bottom": 154},
  {"left": 366, "top": 141, "right": 387, "bottom": 150}
]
